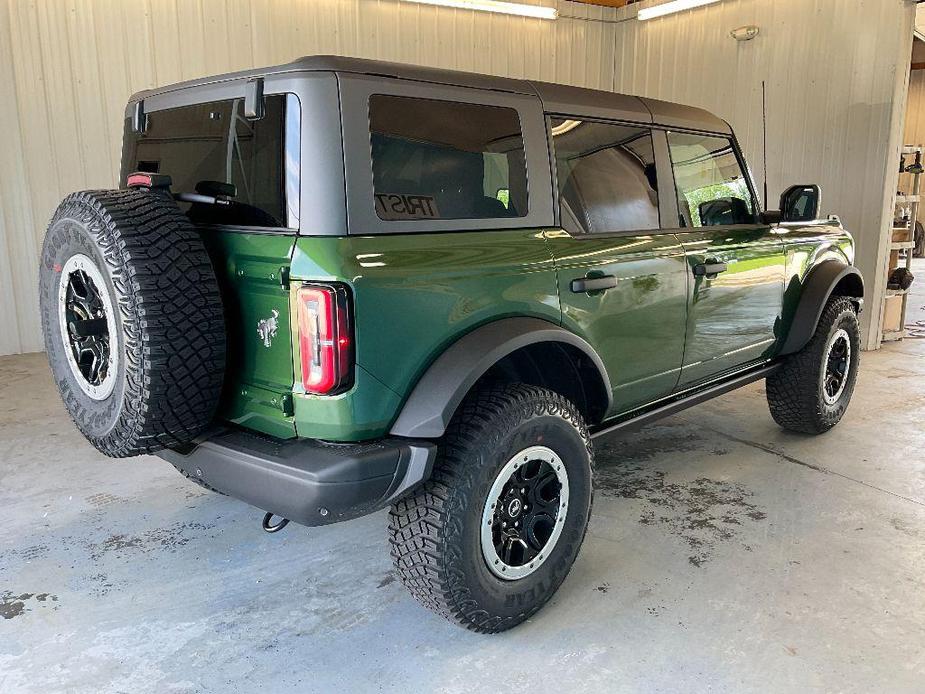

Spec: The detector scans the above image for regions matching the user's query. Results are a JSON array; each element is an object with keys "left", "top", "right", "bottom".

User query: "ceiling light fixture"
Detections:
[
  {"left": 637, "top": 0, "right": 721, "bottom": 21},
  {"left": 401, "top": 0, "right": 558, "bottom": 20}
]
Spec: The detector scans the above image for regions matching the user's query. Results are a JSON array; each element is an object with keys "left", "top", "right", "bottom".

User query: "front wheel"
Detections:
[
  {"left": 388, "top": 383, "right": 593, "bottom": 633},
  {"left": 766, "top": 295, "right": 860, "bottom": 434}
]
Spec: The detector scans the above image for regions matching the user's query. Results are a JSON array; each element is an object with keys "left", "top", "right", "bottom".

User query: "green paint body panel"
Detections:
[
  {"left": 672, "top": 225, "right": 786, "bottom": 386},
  {"left": 201, "top": 220, "right": 854, "bottom": 443},
  {"left": 288, "top": 230, "right": 561, "bottom": 441},
  {"left": 201, "top": 229, "right": 297, "bottom": 439},
  {"left": 543, "top": 231, "right": 688, "bottom": 415},
  {"left": 777, "top": 222, "right": 855, "bottom": 341}
]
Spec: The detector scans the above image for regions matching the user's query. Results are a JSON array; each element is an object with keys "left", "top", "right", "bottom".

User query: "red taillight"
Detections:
[{"left": 297, "top": 284, "right": 353, "bottom": 395}]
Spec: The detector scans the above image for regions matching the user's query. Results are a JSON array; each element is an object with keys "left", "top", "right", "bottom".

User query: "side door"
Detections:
[
  {"left": 663, "top": 130, "right": 785, "bottom": 386},
  {"left": 544, "top": 117, "right": 689, "bottom": 416}
]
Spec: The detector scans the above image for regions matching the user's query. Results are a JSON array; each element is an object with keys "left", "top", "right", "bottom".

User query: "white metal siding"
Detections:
[
  {"left": 901, "top": 68, "right": 925, "bottom": 194},
  {"left": 0, "top": 0, "right": 915, "bottom": 355}
]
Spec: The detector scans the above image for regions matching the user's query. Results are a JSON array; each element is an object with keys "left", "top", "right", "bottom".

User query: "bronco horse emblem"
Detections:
[{"left": 257, "top": 309, "right": 279, "bottom": 348}]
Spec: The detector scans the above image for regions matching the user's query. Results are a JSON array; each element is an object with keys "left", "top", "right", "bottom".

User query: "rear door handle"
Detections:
[
  {"left": 693, "top": 261, "right": 728, "bottom": 277},
  {"left": 570, "top": 275, "right": 618, "bottom": 293}
]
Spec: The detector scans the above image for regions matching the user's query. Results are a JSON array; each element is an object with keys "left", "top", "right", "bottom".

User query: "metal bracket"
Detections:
[
  {"left": 132, "top": 100, "right": 146, "bottom": 133},
  {"left": 244, "top": 78, "right": 265, "bottom": 120}
]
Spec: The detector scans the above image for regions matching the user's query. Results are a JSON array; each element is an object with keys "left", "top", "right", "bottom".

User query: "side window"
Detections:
[
  {"left": 550, "top": 118, "right": 659, "bottom": 234},
  {"left": 666, "top": 132, "right": 755, "bottom": 227},
  {"left": 121, "top": 94, "right": 297, "bottom": 228},
  {"left": 369, "top": 95, "right": 528, "bottom": 221}
]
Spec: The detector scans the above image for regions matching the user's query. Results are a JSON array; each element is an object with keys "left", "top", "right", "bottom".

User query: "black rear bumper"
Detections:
[{"left": 158, "top": 429, "right": 436, "bottom": 527}]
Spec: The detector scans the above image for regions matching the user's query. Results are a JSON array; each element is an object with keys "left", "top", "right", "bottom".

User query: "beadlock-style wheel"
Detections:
[
  {"left": 822, "top": 327, "right": 851, "bottom": 405},
  {"left": 57, "top": 253, "right": 119, "bottom": 401},
  {"left": 766, "top": 295, "right": 860, "bottom": 435},
  {"left": 39, "top": 189, "right": 226, "bottom": 456},
  {"left": 480, "top": 445, "right": 569, "bottom": 580},
  {"left": 389, "top": 383, "right": 594, "bottom": 633}
]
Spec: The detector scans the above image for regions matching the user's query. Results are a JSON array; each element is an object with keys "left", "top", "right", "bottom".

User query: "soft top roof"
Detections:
[{"left": 129, "top": 55, "right": 730, "bottom": 135}]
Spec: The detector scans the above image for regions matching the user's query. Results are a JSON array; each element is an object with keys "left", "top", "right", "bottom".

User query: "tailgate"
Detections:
[{"left": 202, "top": 229, "right": 297, "bottom": 438}]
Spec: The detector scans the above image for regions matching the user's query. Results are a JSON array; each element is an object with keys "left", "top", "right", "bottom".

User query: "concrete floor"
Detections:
[{"left": 2, "top": 271, "right": 925, "bottom": 693}]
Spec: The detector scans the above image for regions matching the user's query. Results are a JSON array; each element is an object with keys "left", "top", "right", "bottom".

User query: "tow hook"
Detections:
[{"left": 262, "top": 512, "right": 290, "bottom": 533}]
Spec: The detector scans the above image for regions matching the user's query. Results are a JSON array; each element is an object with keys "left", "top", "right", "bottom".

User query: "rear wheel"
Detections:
[
  {"left": 766, "top": 296, "right": 860, "bottom": 434},
  {"left": 388, "top": 383, "right": 593, "bottom": 633}
]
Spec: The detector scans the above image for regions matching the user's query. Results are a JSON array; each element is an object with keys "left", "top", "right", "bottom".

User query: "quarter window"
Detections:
[
  {"left": 550, "top": 118, "right": 659, "bottom": 234},
  {"left": 369, "top": 95, "right": 528, "bottom": 221},
  {"left": 667, "top": 132, "right": 754, "bottom": 227}
]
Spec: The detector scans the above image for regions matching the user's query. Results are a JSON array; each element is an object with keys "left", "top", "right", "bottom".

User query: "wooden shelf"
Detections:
[
  {"left": 886, "top": 288, "right": 910, "bottom": 296},
  {"left": 896, "top": 195, "right": 920, "bottom": 203},
  {"left": 882, "top": 329, "right": 907, "bottom": 342},
  {"left": 890, "top": 241, "right": 915, "bottom": 250}
]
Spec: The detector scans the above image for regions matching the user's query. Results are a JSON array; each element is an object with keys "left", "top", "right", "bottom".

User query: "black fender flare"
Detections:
[
  {"left": 389, "top": 317, "right": 612, "bottom": 438},
  {"left": 778, "top": 260, "right": 864, "bottom": 356}
]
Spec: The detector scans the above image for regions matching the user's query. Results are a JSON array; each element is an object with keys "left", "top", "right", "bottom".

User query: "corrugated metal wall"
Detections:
[
  {"left": 900, "top": 67, "right": 925, "bottom": 194},
  {"left": 0, "top": 0, "right": 915, "bottom": 355}
]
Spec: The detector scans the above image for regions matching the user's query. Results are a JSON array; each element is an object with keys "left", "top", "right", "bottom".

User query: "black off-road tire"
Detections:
[
  {"left": 39, "top": 189, "right": 226, "bottom": 457},
  {"left": 766, "top": 296, "right": 860, "bottom": 434},
  {"left": 388, "top": 383, "right": 593, "bottom": 633}
]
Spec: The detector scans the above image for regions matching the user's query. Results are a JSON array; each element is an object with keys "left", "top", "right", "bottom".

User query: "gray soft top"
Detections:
[{"left": 129, "top": 55, "right": 730, "bottom": 134}]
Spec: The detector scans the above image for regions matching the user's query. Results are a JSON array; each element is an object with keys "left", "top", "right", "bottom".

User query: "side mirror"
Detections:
[{"left": 779, "top": 184, "right": 820, "bottom": 222}]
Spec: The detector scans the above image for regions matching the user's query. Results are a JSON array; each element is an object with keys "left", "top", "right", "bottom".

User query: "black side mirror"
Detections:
[{"left": 779, "top": 184, "right": 820, "bottom": 222}]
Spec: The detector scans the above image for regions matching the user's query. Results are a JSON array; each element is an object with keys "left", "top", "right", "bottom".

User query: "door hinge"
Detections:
[
  {"left": 279, "top": 393, "right": 294, "bottom": 417},
  {"left": 279, "top": 266, "right": 290, "bottom": 289}
]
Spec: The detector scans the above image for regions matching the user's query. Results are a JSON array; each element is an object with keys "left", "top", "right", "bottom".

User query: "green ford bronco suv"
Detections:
[{"left": 39, "top": 56, "right": 863, "bottom": 633}]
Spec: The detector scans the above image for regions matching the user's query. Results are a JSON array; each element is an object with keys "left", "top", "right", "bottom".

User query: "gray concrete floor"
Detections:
[{"left": 2, "top": 274, "right": 925, "bottom": 693}]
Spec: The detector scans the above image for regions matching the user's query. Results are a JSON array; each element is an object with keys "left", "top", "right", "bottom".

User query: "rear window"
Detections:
[
  {"left": 368, "top": 95, "right": 528, "bottom": 221},
  {"left": 121, "top": 94, "right": 299, "bottom": 229}
]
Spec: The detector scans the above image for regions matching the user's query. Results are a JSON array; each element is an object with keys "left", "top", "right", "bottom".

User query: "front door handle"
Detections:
[
  {"left": 693, "top": 261, "right": 728, "bottom": 277},
  {"left": 570, "top": 275, "right": 618, "bottom": 293}
]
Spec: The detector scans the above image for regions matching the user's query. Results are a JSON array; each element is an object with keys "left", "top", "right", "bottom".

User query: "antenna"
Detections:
[{"left": 761, "top": 80, "right": 769, "bottom": 209}]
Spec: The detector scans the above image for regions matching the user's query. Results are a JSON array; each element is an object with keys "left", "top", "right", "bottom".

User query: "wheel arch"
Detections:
[
  {"left": 779, "top": 260, "right": 864, "bottom": 356},
  {"left": 389, "top": 318, "right": 612, "bottom": 438}
]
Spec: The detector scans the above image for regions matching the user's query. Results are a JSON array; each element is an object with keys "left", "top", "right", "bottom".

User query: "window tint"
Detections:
[
  {"left": 550, "top": 118, "right": 659, "bottom": 234},
  {"left": 667, "top": 132, "right": 754, "bottom": 227},
  {"left": 121, "top": 94, "right": 298, "bottom": 228},
  {"left": 369, "top": 95, "right": 527, "bottom": 221}
]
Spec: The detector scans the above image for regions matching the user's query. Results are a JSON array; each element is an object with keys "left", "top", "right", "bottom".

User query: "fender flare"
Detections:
[
  {"left": 779, "top": 260, "right": 864, "bottom": 356},
  {"left": 389, "top": 317, "right": 613, "bottom": 438}
]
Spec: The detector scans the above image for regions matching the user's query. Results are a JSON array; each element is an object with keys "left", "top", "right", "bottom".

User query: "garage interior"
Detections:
[{"left": 1, "top": 0, "right": 924, "bottom": 692}]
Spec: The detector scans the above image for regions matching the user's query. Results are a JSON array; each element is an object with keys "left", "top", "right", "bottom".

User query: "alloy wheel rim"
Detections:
[
  {"left": 480, "top": 445, "right": 569, "bottom": 580},
  {"left": 822, "top": 328, "right": 851, "bottom": 405},
  {"left": 57, "top": 254, "right": 118, "bottom": 400}
]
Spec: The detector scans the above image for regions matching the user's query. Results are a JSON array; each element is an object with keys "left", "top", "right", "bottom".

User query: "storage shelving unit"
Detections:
[{"left": 882, "top": 145, "right": 922, "bottom": 342}]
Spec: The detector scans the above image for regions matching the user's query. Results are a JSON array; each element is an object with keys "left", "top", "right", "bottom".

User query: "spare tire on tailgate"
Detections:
[{"left": 39, "top": 189, "right": 226, "bottom": 457}]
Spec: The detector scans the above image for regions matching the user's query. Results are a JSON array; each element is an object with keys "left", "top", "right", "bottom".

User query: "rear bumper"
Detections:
[{"left": 158, "top": 429, "right": 436, "bottom": 527}]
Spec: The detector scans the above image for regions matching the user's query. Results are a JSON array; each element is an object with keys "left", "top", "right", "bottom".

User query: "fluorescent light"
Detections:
[
  {"left": 401, "top": 0, "right": 558, "bottom": 20},
  {"left": 637, "top": 0, "right": 720, "bottom": 21}
]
